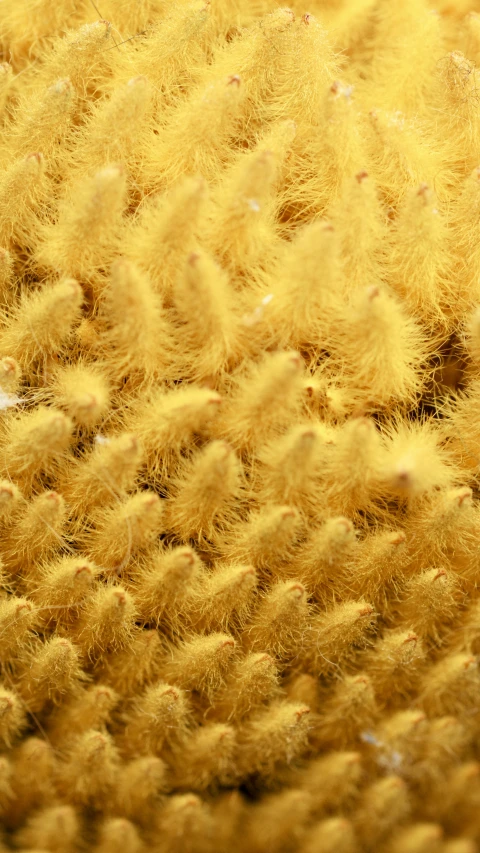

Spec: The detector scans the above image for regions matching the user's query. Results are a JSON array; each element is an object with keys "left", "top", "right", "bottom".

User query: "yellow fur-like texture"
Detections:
[{"left": 1, "top": 0, "right": 480, "bottom": 850}]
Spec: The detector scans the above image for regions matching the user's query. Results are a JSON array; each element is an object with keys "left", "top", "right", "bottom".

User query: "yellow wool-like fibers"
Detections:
[{"left": 1, "top": 0, "right": 480, "bottom": 850}]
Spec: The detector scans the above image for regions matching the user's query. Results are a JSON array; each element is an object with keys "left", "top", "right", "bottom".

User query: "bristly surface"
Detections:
[{"left": 0, "top": 1, "right": 480, "bottom": 851}]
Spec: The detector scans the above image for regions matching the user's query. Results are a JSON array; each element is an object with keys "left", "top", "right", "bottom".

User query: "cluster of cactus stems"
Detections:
[{"left": 2, "top": 0, "right": 480, "bottom": 851}]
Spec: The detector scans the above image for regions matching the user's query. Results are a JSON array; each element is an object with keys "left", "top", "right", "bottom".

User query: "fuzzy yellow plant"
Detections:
[{"left": 1, "top": 0, "right": 480, "bottom": 851}]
